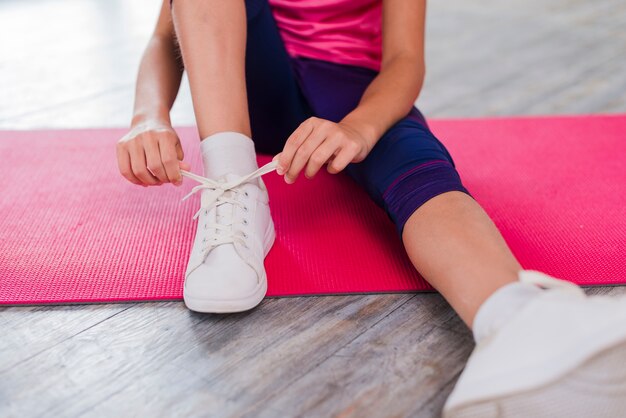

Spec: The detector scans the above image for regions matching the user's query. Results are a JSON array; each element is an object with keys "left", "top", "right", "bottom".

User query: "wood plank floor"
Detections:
[{"left": 1, "top": 1, "right": 625, "bottom": 416}]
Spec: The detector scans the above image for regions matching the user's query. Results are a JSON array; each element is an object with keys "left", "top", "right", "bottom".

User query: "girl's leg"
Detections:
[
  {"left": 348, "top": 114, "right": 522, "bottom": 327},
  {"left": 401, "top": 190, "right": 521, "bottom": 327},
  {"left": 288, "top": 59, "right": 626, "bottom": 418},
  {"left": 171, "top": 0, "right": 311, "bottom": 149},
  {"left": 173, "top": 0, "right": 312, "bottom": 313},
  {"left": 289, "top": 58, "right": 521, "bottom": 329},
  {"left": 170, "top": 0, "right": 250, "bottom": 138}
]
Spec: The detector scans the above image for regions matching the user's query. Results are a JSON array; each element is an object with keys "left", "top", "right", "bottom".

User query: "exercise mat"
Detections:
[{"left": 1, "top": 115, "right": 624, "bottom": 304}]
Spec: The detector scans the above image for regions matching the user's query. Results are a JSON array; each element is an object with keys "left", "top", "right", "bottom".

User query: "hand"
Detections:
[
  {"left": 274, "top": 117, "right": 372, "bottom": 184},
  {"left": 116, "top": 121, "right": 191, "bottom": 187}
]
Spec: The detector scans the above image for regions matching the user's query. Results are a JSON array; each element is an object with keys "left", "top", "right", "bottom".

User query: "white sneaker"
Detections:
[
  {"left": 443, "top": 270, "right": 626, "bottom": 418},
  {"left": 179, "top": 160, "right": 278, "bottom": 313}
]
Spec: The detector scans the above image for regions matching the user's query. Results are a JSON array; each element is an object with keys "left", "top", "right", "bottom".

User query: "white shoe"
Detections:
[
  {"left": 443, "top": 270, "right": 626, "bottom": 418},
  {"left": 179, "top": 160, "right": 278, "bottom": 313}
]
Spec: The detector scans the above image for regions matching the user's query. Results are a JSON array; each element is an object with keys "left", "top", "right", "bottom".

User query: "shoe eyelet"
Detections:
[
  {"left": 243, "top": 232, "right": 248, "bottom": 238},
  {"left": 244, "top": 191, "right": 249, "bottom": 198},
  {"left": 203, "top": 224, "right": 207, "bottom": 229},
  {"left": 242, "top": 219, "right": 248, "bottom": 225},
  {"left": 243, "top": 206, "right": 249, "bottom": 212},
  {"left": 204, "top": 210, "right": 208, "bottom": 216}
]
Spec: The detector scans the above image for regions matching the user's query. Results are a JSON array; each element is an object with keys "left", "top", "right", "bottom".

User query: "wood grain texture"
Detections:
[
  {"left": 1, "top": 0, "right": 625, "bottom": 417},
  {"left": 0, "top": 304, "right": 129, "bottom": 373}
]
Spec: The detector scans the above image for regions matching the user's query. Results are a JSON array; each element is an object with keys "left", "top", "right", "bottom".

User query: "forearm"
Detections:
[
  {"left": 131, "top": 35, "right": 184, "bottom": 127},
  {"left": 341, "top": 55, "right": 425, "bottom": 150}
]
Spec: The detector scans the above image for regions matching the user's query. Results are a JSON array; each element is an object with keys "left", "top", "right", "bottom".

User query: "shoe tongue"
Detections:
[
  {"left": 205, "top": 173, "right": 252, "bottom": 232},
  {"left": 222, "top": 173, "right": 241, "bottom": 183},
  {"left": 215, "top": 196, "right": 233, "bottom": 230},
  {"left": 218, "top": 173, "right": 259, "bottom": 188}
]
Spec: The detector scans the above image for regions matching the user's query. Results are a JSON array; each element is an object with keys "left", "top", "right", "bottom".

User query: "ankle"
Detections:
[
  {"left": 200, "top": 132, "right": 259, "bottom": 180},
  {"left": 472, "top": 275, "right": 544, "bottom": 344}
]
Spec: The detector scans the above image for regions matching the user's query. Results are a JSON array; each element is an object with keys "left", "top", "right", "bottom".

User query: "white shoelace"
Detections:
[{"left": 179, "top": 160, "right": 278, "bottom": 256}]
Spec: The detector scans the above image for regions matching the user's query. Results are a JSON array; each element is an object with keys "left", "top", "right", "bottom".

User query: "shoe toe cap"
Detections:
[{"left": 185, "top": 260, "right": 260, "bottom": 301}]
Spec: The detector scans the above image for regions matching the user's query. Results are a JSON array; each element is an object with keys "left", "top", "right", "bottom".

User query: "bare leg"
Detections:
[
  {"left": 171, "top": 0, "right": 250, "bottom": 139},
  {"left": 402, "top": 191, "right": 523, "bottom": 328}
]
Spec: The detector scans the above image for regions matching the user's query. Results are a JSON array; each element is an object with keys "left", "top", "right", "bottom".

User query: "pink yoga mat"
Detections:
[{"left": 1, "top": 115, "right": 625, "bottom": 305}]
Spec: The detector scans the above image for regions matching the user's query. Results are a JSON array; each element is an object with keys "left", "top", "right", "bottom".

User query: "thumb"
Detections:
[
  {"left": 175, "top": 139, "right": 185, "bottom": 160},
  {"left": 175, "top": 140, "right": 190, "bottom": 170}
]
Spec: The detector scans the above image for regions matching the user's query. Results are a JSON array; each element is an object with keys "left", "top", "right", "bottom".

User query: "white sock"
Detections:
[
  {"left": 472, "top": 276, "right": 544, "bottom": 344},
  {"left": 199, "top": 131, "right": 259, "bottom": 182}
]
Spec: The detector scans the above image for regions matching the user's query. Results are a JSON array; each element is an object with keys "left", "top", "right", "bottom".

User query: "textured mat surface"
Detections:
[{"left": 1, "top": 115, "right": 625, "bottom": 304}]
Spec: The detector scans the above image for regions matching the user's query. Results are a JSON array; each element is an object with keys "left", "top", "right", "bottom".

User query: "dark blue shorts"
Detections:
[{"left": 243, "top": 0, "right": 473, "bottom": 238}]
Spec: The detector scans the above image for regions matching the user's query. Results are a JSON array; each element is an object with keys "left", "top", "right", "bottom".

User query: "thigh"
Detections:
[
  {"left": 344, "top": 110, "right": 459, "bottom": 207},
  {"left": 244, "top": 0, "right": 313, "bottom": 154},
  {"left": 291, "top": 57, "right": 460, "bottom": 203},
  {"left": 290, "top": 57, "right": 380, "bottom": 123}
]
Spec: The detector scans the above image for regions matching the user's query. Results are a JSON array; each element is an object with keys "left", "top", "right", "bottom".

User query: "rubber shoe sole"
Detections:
[{"left": 183, "top": 219, "right": 276, "bottom": 313}]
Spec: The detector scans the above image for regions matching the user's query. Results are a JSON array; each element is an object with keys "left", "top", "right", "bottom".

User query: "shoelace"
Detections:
[
  {"left": 519, "top": 269, "right": 585, "bottom": 295},
  {"left": 179, "top": 160, "right": 278, "bottom": 256}
]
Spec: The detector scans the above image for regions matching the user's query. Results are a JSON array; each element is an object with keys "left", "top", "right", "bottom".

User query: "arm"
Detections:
[
  {"left": 116, "top": 0, "right": 190, "bottom": 187},
  {"left": 276, "top": 0, "right": 426, "bottom": 183},
  {"left": 341, "top": 0, "right": 426, "bottom": 148},
  {"left": 132, "top": 0, "right": 183, "bottom": 127}
]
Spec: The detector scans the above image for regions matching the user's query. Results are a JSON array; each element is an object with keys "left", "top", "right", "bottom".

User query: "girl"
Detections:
[{"left": 116, "top": 0, "right": 626, "bottom": 416}]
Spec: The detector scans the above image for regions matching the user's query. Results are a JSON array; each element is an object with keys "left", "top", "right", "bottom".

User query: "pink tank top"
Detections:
[{"left": 267, "top": 0, "right": 382, "bottom": 71}]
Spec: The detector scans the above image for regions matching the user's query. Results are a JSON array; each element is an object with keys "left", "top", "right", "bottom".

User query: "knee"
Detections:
[
  {"left": 382, "top": 160, "right": 473, "bottom": 238},
  {"left": 344, "top": 117, "right": 471, "bottom": 237}
]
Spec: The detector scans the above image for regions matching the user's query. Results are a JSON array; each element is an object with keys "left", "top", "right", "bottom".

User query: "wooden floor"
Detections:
[{"left": 1, "top": 1, "right": 625, "bottom": 416}]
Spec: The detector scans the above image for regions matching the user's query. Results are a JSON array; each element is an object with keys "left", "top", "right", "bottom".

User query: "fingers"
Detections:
[
  {"left": 129, "top": 140, "right": 161, "bottom": 186},
  {"left": 284, "top": 124, "right": 329, "bottom": 184},
  {"left": 303, "top": 137, "right": 339, "bottom": 179},
  {"left": 277, "top": 118, "right": 315, "bottom": 176},
  {"left": 116, "top": 144, "right": 144, "bottom": 187},
  {"left": 144, "top": 137, "right": 168, "bottom": 184},
  {"left": 175, "top": 138, "right": 185, "bottom": 161},
  {"left": 158, "top": 135, "right": 184, "bottom": 186},
  {"left": 276, "top": 117, "right": 368, "bottom": 184},
  {"left": 327, "top": 145, "right": 356, "bottom": 174},
  {"left": 117, "top": 126, "right": 190, "bottom": 187}
]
